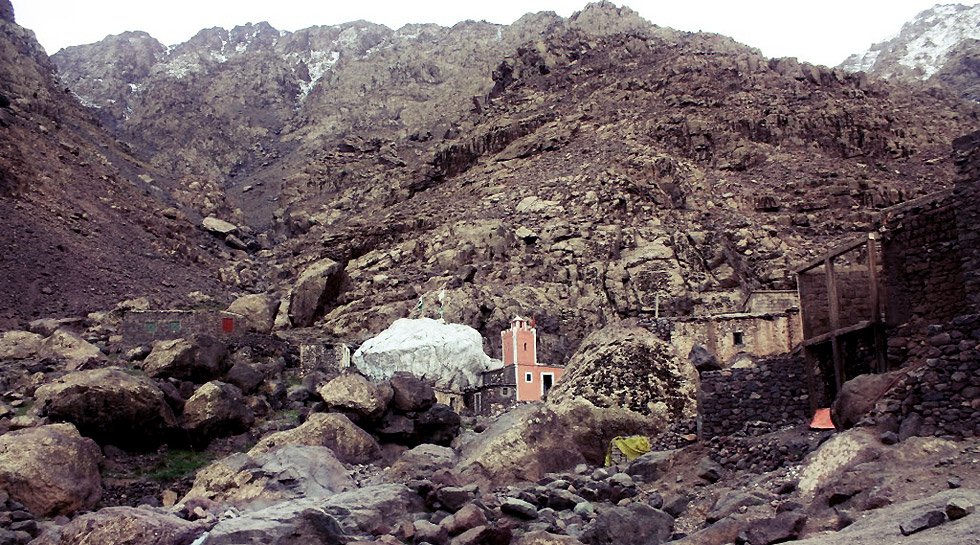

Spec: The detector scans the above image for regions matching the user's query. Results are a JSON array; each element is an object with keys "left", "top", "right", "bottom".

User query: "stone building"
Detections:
[
  {"left": 120, "top": 309, "right": 245, "bottom": 347},
  {"left": 797, "top": 129, "right": 980, "bottom": 410},
  {"left": 469, "top": 316, "right": 565, "bottom": 415}
]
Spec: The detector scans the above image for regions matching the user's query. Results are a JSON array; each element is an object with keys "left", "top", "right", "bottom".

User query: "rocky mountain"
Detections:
[
  {"left": 839, "top": 3, "right": 979, "bottom": 101},
  {"left": 0, "top": 0, "right": 224, "bottom": 328},
  {"left": 27, "top": 1, "right": 980, "bottom": 365}
]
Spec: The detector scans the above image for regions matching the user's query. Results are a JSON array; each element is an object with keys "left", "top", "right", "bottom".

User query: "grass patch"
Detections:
[{"left": 141, "top": 449, "right": 213, "bottom": 482}]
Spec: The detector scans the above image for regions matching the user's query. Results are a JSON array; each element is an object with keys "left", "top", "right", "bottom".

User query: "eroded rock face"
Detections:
[
  {"left": 41, "top": 330, "right": 106, "bottom": 370},
  {"left": 0, "top": 423, "right": 102, "bottom": 517},
  {"left": 201, "top": 500, "right": 346, "bottom": 545},
  {"left": 352, "top": 318, "right": 498, "bottom": 392},
  {"left": 33, "top": 367, "right": 177, "bottom": 449},
  {"left": 548, "top": 326, "right": 698, "bottom": 420},
  {"left": 30, "top": 506, "right": 206, "bottom": 545},
  {"left": 0, "top": 330, "right": 44, "bottom": 359},
  {"left": 249, "top": 412, "right": 381, "bottom": 464}
]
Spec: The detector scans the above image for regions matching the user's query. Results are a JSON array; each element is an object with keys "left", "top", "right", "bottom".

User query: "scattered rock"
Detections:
[
  {"left": 29, "top": 506, "right": 206, "bottom": 545},
  {"left": 580, "top": 503, "right": 673, "bottom": 545},
  {"left": 899, "top": 509, "right": 947, "bottom": 536},
  {"left": 502, "top": 497, "right": 539, "bottom": 519},
  {"left": 738, "top": 511, "right": 807, "bottom": 545},
  {"left": 202, "top": 499, "right": 346, "bottom": 545},
  {"left": 945, "top": 497, "right": 974, "bottom": 521}
]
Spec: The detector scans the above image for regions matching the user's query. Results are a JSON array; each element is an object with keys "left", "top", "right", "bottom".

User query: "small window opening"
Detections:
[
  {"left": 733, "top": 331, "right": 744, "bottom": 346},
  {"left": 501, "top": 387, "right": 510, "bottom": 396},
  {"left": 525, "top": 372, "right": 533, "bottom": 382}
]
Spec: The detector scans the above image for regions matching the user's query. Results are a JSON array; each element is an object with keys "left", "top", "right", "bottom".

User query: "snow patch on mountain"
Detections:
[
  {"left": 898, "top": 4, "right": 980, "bottom": 78},
  {"left": 839, "top": 3, "right": 980, "bottom": 80}
]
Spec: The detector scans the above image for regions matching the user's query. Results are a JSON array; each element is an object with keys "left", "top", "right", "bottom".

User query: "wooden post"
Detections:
[
  {"left": 825, "top": 257, "right": 844, "bottom": 393},
  {"left": 867, "top": 233, "right": 887, "bottom": 372}
]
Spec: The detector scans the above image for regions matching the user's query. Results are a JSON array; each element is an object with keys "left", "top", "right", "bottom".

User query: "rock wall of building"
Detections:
[
  {"left": 672, "top": 312, "right": 801, "bottom": 365},
  {"left": 874, "top": 313, "right": 980, "bottom": 439},
  {"left": 120, "top": 310, "right": 244, "bottom": 347},
  {"left": 953, "top": 131, "right": 980, "bottom": 313},
  {"left": 881, "top": 197, "right": 966, "bottom": 326},
  {"left": 798, "top": 268, "right": 874, "bottom": 337},
  {"left": 698, "top": 355, "right": 810, "bottom": 439}
]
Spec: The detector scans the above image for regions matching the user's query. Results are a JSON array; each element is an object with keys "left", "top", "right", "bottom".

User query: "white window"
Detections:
[{"left": 525, "top": 372, "right": 533, "bottom": 382}]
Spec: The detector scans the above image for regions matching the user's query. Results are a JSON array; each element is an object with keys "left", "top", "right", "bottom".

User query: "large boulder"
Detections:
[
  {"left": 249, "top": 412, "right": 381, "bottom": 464},
  {"left": 226, "top": 294, "right": 278, "bottom": 334},
  {"left": 317, "top": 371, "right": 393, "bottom": 420},
  {"left": 383, "top": 444, "right": 457, "bottom": 482},
  {"left": 183, "top": 445, "right": 354, "bottom": 509},
  {"left": 831, "top": 371, "right": 901, "bottom": 430},
  {"left": 200, "top": 500, "right": 346, "bottom": 545},
  {"left": 30, "top": 506, "right": 206, "bottom": 545},
  {"left": 33, "top": 367, "right": 177, "bottom": 449},
  {"left": 389, "top": 372, "right": 436, "bottom": 412},
  {"left": 288, "top": 257, "right": 345, "bottom": 327},
  {"left": 352, "top": 318, "right": 498, "bottom": 392},
  {"left": 415, "top": 403, "right": 462, "bottom": 446},
  {"left": 456, "top": 404, "right": 587, "bottom": 486},
  {"left": 142, "top": 336, "right": 229, "bottom": 382},
  {"left": 550, "top": 398, "right": 667, "bottom": 465},
  {"left": 0, "top": 423, "right": 102, "bottom": 516},
  {"left": 580, "top": 503, "right": 673, "bottom": 545},
  {"left": 548, "top": 325, "right": 698, "bottom": 419},
  {"left": 180, "top": 381, "right": 254, "bottom": 446}
]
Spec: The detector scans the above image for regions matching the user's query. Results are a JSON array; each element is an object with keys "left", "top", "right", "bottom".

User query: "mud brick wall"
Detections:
[
  {"left": 881, "top": 199, "right": 966, "bottom": 326},
  {"left": 697, "top": 355, "right": 810, "bottom": 439},
  {"left": 798, "top": 268, "right": 873, "bottom": 337},
  {"left": 954, "top": 131, "right": 980, "bottom": 313},
  {"left": 875, "top": 313, "right": 980, "bottom": 439}
]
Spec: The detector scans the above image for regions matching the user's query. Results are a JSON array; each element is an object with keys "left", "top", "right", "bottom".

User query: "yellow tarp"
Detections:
[{"left": 605, "top": 435, "right": 651, "bottom": 466}]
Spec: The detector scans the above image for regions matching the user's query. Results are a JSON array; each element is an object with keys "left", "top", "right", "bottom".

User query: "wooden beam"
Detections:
[
  {"left": 802, "top": 320, "right": 873, "bottom": 347},
  {"left": 795, "top": 234, "right": 870, "bottom": 273},
  {"left": 825, "top": 257, "right": 844, "bottom": 392},
  {"left": 866, "top": 233, "right": 888, "bottom": 373}
]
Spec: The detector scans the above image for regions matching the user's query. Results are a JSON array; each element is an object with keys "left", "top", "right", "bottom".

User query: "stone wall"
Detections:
[
  {"left": 881, "top": 196, "right": 965, "bottom": 326},
  {"left": 698, "top": 355, "right": 810, "bottom": 439},
  {"left": 744, "top": 291, "right": 800, "bottom": 314},
  {"left": 120, "top": 310, "right": 244, "bottom": 347},
  {"left": 672, "top": 312, "right": 801, "bottom": 365},
  {"left": 953, "top": 131, "right": 980, "bottom": 313},
  {"left": 874, "top": 313, "right": 980, "bottom": 440},
  {"left": 798, "top": 267, "right": 874, "bottom": 338}
]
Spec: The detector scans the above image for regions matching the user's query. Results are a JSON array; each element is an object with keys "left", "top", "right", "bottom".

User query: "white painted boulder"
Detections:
[{"left": 352, "top": 318, "right": 499, "bottom": 392}]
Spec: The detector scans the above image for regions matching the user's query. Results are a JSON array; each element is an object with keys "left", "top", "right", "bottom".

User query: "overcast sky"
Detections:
[{"left": 12, "top": 0, "right": 979, "bottom": 66}]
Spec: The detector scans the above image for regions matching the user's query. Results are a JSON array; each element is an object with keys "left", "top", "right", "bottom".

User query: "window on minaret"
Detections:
[{"left": 523, "top": 342, "right": 527, "bottom": 351}]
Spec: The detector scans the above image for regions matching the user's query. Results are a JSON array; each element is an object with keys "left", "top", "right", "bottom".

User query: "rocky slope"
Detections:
[
  {"left": 839, "top": 3, "right": 979, "bottom": 101},
  {"left": 40, "top": 2, "right": 980, "bottom": 366},
  {"left": 0, "top": 1, "right": 227, "bottom": 328}
]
